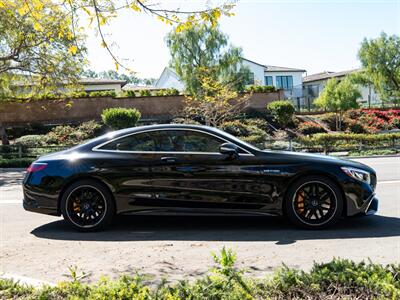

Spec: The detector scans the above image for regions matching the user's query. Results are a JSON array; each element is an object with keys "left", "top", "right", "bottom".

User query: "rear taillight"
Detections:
[{"left": 26, "top": 162, "right": 47, "bottom": 173}]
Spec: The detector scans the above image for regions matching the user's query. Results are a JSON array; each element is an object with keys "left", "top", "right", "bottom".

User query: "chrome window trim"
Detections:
[{"left": 92, "top": 128, "right": 254, "bottom": 156}]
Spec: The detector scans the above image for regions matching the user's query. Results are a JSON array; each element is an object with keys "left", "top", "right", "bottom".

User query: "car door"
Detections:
[
  {"left": 93, "top": 132, "right": 159, "bottom": 212},
  {"left": 147, "top": 129, "right": 269, "bottom": 210}
]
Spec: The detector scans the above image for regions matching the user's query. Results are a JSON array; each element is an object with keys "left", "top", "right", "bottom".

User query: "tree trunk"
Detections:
[
  {"left": 335, "top": 112, "right": 339, "bottom": 131},
  {"left": 0, "top": 124, "right": 9, "bottom": 145}
]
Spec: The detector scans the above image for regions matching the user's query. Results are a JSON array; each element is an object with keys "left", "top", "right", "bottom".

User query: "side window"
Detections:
[
  {"left": 182, "top": 131, "right": 223, "bottom": 152},
  {"left": 99, "top": 133, "right": 156, "bottom": 151},
  {"left": 152, "top": 130, "right": 225, "bottom": 153}
]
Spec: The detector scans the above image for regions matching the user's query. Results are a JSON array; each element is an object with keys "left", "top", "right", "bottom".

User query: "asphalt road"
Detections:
[{"left": 0, "top": 157, "right": 399, "bottom": 284}]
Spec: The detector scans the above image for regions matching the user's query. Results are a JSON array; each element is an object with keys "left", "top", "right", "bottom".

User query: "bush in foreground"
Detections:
[
  {"left": 1, "top": 249, "right": 399, "bottom": 299},
  {"left": 101, "top": 107, "right": 141, "bottom": 130}
]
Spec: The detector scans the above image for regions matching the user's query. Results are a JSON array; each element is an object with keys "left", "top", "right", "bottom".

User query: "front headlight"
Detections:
[{"left": 341, "top": 167, "right": 371, "bottom": 184}]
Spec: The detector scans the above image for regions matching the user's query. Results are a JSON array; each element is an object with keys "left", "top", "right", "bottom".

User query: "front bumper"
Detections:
[{"left": 364, "top": 196, "right": 379, "bottom": 215}]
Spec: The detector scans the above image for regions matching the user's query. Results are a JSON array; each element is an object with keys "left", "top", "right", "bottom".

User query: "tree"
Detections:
[
  {"left": 0, "top": 0, "right": 86, "bottom": 98},
  {"left": 183, "top": 67, "right": 250, "bottom": 127},
  {"left": 314, "top": 77, "right": 361, "bottom": 130},
  {"left": 166, "top": 24, "right": 249, "bottom": 96},
  {"left": 358, "top": 32, "right": 400, "bottom": 102}
]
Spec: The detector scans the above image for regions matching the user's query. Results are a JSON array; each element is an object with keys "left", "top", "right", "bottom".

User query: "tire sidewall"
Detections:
[
  {"left": 61, "top": 179, "right": 115, "bottom": 232},
  {"left": 285, "top": 175, "right": 344, "bottom": 229}
]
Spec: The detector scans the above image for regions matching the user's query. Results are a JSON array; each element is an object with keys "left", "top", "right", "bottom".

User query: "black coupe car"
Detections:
[{"left": 23, "top": 124, "right": 378, "bottom": 231}]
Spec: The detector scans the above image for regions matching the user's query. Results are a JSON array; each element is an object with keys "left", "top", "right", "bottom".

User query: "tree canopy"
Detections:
[
  {"left": 0, "top": 0, "right": 85, "bottom": 97},
  {"left": 166, "top": 24, "right": 249, "bottom": 96},
  {"left": 358, "top": 32, "right": 400, "bottom": 102},
  {"left": 183, "top": 67, "right": 250, "bottom": 127},
  {"left": 0, "top": 0, "right": 232, "bottom": 95},
  {"left": 314, "top": 77, "right": 361, "bottom": 130}
]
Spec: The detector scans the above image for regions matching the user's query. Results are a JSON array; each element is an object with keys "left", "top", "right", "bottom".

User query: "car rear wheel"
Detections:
[
  {"left": 61, "top": 180, "right": 115, "bottom": 231},
  {"left": 285, "top": 176, "right": 343, "bottom": 229}
]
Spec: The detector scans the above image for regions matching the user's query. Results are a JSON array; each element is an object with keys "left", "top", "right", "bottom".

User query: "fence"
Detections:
[{"left": 0, "top": 145, "right": 70, "bottom": 159}]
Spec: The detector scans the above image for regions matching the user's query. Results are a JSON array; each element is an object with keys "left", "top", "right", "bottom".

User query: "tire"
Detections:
[
  {"left": 61, "top": 179, "right": 115, "bottom": 231},
  {"left": 284, "top": 175, "right": 343, "bottom": 229}
]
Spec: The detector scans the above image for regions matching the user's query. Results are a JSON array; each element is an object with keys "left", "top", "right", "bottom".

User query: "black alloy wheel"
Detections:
[
  {"left": 285, "top": 176, "right": 343, "bottom": 229},
  {"left": 61, "top": 180, "right": 115, "bottom": 231}
]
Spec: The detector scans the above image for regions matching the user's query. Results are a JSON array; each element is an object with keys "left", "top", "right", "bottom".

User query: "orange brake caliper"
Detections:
[
  {"left": 73, "top": 197, "right": 81, "bottom": 212},
  {"left": 296, "top": 191, "right": 305, "bottom": 214}
]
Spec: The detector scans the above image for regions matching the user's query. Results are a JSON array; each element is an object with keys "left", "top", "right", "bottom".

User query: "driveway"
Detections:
[{"left": 0, "top": 157, "right": 399, "bottom": 283}]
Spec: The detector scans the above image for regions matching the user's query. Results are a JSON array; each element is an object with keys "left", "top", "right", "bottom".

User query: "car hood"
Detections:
[{"left": 262, "top": 150, "right": 375, "bottom": 173}]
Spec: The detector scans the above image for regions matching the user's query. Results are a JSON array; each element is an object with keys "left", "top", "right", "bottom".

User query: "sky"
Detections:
[{"left": 84, "top": 0, "right": 400, "bottom": 79}]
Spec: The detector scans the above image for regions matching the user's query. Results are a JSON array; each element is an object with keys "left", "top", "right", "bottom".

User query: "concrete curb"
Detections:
[
  {"left": 0, "top": 273, "right": 55, "bottom": 287},
  {"left": 0, "top": 168, "right": 26, "bottom": 172}
]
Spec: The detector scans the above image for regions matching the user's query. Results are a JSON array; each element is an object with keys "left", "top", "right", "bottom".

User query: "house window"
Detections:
[
  {"left": 276, "top": 76, "right": 293, "bottom": 90},
  {"left": 245, "top": 72, "right": 255, "bottom": 85},
  {"left": 265, "top": 76, "right": 273, "bottom": 86}
]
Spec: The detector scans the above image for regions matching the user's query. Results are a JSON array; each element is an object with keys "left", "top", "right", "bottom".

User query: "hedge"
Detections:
[
  {"left": 0, "top": 158, "right": 34, "bottom": 168},
  {"left": 0, "top": 250, "right": 399, "bottom": 299},
  {"left": 297, "top": 132, "right": 400, "bottom": 153}
]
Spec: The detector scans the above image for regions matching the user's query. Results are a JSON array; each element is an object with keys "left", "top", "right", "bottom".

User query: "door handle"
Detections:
[{"left": 161, "top": 157, "right": 177, "bottom": 163}]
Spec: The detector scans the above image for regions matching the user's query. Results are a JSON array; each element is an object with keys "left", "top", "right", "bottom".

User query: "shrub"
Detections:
[
  {"left": 15, "top": 135, "right": 46, "bottom": 147},
  {"left": 0, "top": 253, "right": 399, "bottom": 299},
  {"left": 346, "top": 119, "right": 368, "bottom": 133},
  {"left": 297, "top": 132, "right": 400, "bottom": 153},
  {"left": 220, "top": 119, "right": 267, "bottom": 148},
  {"left": 154, "top": 88, "right": 179, "bottom": 96},
  {"left": 101, "top": 107, "right": 141, "bottom": 130},
  {"left": 76, "top": 120, "right": 102, "bottom": 137},
  {"left": 88, "top": 90, "right": 116, "bottom": 98},
  {"left": 389, "top": 117, "right": 400, "bottom": 129},
  {"left": 125, "top": 90, "right": 136, "bottom": 97},
  {"left": 267, "top": 100, "right": 295, "bottom": 127},
  {"left": 172, "top": 117, "right": 201, "bottom": 125},
  {"left": 0, "top": 158, "right": 35, "bottom": 168},
  {"left": 70, "top": 91, "right": 89, "bottom": 98},
  {"left": 245, "top": 85, "right": 276, "bottom": 93},
  {"left": 139, "top": 89, "right": 151, "bottom": 97},
  {"left": 318, "top": 113, "right": 337, "bottom": 131},
  {"left": 298, "top": 122, "right": 326, "bottom": 135}
]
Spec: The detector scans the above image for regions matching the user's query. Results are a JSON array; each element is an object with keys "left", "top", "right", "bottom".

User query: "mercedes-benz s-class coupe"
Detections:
[{"left": 23, "top": 124, "right": 378, "bottom": 231}]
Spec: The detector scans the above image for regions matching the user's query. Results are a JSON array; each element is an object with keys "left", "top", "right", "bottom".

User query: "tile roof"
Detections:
[{"left": 303, "top": 69, "right": 361, "bottom": 83}]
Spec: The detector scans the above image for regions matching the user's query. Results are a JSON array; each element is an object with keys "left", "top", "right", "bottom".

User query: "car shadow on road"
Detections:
[{"left": 31, "top": 214, "right": 400, "bottom": 244}]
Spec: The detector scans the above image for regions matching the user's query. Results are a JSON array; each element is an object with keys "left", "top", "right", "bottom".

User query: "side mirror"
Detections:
[{"left": 219, "top": 143, "right": 238, "bottom": 157}]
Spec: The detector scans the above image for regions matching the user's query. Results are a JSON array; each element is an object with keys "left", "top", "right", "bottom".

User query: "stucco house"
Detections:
[
  {"left": 155, "top": 58, "right": 306, "bottom": 99},
  {"left": 303, "top": 70, "right": 380, "bottom": 108}
]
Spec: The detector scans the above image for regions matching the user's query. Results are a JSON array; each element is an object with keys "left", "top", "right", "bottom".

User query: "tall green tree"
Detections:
[
  {"left": 358, "top": 32, "right": 400, "bottom": 102},
  {"left": 314, "top": 77, "right": 361, "bottom": 130},
  {"left": 166, "top": 24, "right": 249, "bottom": 96}
]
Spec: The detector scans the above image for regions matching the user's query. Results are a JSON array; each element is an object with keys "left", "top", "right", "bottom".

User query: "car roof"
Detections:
[
  {"left": 75, "top": 123, "right": 259, "bottom": 153},
  {"left": 109, "top": 124, "right": 220, "bottom": 136}
]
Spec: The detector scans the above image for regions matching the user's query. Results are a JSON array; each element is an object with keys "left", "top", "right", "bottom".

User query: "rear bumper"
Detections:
[{"left": 23, "top": 189, "right": 60, "bottom": 216}]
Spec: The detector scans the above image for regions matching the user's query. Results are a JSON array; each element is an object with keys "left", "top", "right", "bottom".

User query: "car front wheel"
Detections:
[
  {"left": 61, "top": 179, "right": 115, "bottom": 231},
  {"left": 285, "top": 176, "right": 343, "bottom": 229}
]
